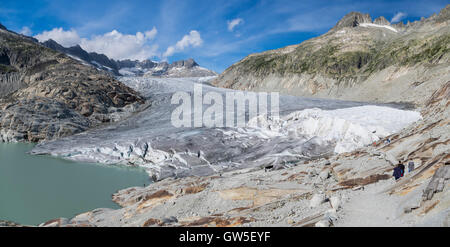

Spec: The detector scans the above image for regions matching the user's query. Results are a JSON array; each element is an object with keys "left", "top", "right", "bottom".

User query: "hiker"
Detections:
[
  {"left": 408, "top": 161, "right": 415, "bottom": 173},
  {"left": 393, "top": 165, "right": 402, "bottom": 180},
  {"left": 399, "top": 162, "right": 405, "bottom": 177},
  {"left": 393, "top": 162, "right": 405, "bottom": 180}
]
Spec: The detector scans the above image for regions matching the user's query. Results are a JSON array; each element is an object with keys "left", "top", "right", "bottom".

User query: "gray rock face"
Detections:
[
  {"left": 42, "top": 39, "right": 121, "bottom": 75},
  {"left": 422, "top": 166, "right": 450, "bottom": 201},
  {"left": 0, "top": 73, "right": 24, "bottom": 97},
  {"left": 171, "top": 58, "right": 198, "bottom": 69},
  {"left": 0, "top": 26, "right": 144, "bottom": 142},
  {"left": 0, "top": 98, "right": 90, "bottom": 142}
]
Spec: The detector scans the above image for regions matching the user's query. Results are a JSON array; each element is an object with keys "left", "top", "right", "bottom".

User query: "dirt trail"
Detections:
[{"left": 337, "top": 181, "right": 409, "bottom": 227}]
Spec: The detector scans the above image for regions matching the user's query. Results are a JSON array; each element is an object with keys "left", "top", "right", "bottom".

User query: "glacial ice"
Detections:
[
  {"left": 247, "top": 106, "right": 421, "bottom": 153},
  {"left": 31, "top": 77, "right": 421, "bottom": 180}
]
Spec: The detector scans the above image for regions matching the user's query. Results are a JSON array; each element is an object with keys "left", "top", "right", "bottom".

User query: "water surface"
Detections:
[{"left": 0, "top": 142, "right": 150, "bottom": 225}]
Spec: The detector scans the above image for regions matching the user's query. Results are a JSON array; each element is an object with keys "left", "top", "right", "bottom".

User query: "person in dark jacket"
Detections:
[
  {"left": 393, "top": 162, "right": 405, "bottom": 180},
  {"left": 393, "top": 166, "right": 402, "bottom": 180}
]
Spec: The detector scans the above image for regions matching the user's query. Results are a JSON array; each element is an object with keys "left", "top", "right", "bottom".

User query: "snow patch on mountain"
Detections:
[{"left": 358, "top": 23, "right": 398, "bottom": 32}]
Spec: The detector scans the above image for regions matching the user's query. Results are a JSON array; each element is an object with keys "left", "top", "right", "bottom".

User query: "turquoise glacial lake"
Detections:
[{"left": 0, "top": 142, "right": 150, "bottom": 225}]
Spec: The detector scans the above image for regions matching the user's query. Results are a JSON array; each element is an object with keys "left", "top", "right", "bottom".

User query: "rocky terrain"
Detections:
[
  {"left": 41, "top": 39, "right": 217, "bottom": 78},
  {"left": 213, "top": 5, "right": 450, "bottom": 107},
  {"left": 0, "top": 25, "right": 144, "bottom": 142}
]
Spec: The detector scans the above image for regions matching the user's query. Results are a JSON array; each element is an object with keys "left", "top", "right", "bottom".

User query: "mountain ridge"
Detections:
[
  {"left": 41, "top": 39, "right": 217, "bottom": 77},
  {"left": 213, "top": 5, "right": 450, "bottom": 107},
  {"left": 0, "top": 24, "right": 144, "bottom": 142}
]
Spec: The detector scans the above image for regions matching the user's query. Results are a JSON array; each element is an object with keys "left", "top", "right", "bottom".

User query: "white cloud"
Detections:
[
  {"left": 34, "top": 28, "right": 81, "bottom": 47},
  {"left": 163, "top": 30, "right": 203, "bottom": 57},
  {"left": 34, "top": 27, "right": 159, "bottom": 61},
  {"left": 227, "top": 18, "right": 243, "bottom": 31},
  {"left": 19, "top": 26, "right": 32, "bottom": 36},
  {"left": 80, "top": 27, "right": 158, "bottom": 60},
  {"left": 391, "top": 12, "right": 407, "bottom": 23}
]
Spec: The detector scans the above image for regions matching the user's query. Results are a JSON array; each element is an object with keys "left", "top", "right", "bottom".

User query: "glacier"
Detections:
[
  {"left": 247, "top": 106, "right": 421, "bottom": 154},
  {"left": 30, "top": 76, "right": 421, "bottom": 180}
]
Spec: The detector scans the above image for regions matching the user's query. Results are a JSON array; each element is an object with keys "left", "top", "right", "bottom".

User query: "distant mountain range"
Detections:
[{"left": 41, "top": 39, "right": 217, "bottom": 78}]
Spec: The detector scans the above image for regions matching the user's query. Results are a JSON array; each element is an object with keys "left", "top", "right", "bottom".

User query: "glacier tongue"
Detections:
[
  {"left": 247, "top": 106, "right": 421, "bottom": 154},
  {"left": 30, "top": 76, "right": 421, "bottom": 180}
]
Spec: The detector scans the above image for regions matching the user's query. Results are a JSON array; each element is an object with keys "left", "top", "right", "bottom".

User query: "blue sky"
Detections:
[{"left": 1, "top": 0, "right": 448, "bottom": 72}]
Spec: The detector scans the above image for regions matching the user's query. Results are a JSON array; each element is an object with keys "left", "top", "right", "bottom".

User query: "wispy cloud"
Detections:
[
  {"left": 163, "top": 30, "right": 203, "bottom": 58},
  {"left": 227, "top": 18, "right": 243, "bottom": 31},
  {"left": 19, "top": 26, "right": 32, "bottom": 36},
  {"left": 391, "top": 12, "right": 407, "bottom": 23}
]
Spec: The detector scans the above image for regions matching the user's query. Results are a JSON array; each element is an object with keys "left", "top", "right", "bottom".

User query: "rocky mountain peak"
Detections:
[
  {"left": 170, "top": 58, "right": 199, "bottom": 69},
  {"left": 42, "top": 39, "right": 64, "bottom": 50},
  {"left": 0, "top": 22, "right": 6, "bottom": 30},
  {"left": 333, "top": 12, "right": 372, "bottom": 29},
  {"left": 373, "top": 16, "right": 390, "bottom": 25}
]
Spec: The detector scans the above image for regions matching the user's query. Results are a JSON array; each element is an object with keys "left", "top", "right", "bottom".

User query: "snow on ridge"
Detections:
[
  {"left": 67, "top": 54, "right": 91, "bottom": 66},
  {"left": 247, "top": 106, "right": 421, "bottom": 154},
  {"left": 358, "top": 23, "right": 398, "bottom": 33}
]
